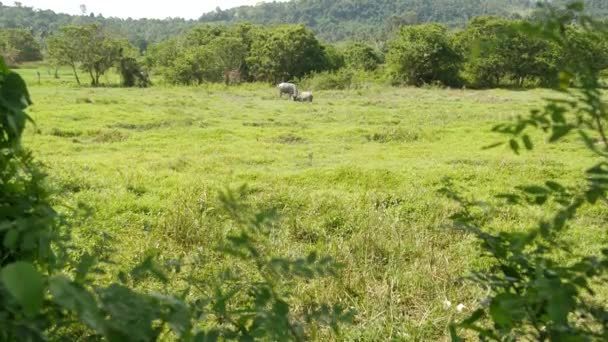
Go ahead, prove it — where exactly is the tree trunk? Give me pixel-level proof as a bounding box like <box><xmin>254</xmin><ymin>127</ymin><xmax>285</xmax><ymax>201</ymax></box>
<box><xmin>89</xmin><ymin>69</ymin><xmax>96</xmax><ymax>87</ymax></box>
<box><xmin>71</xmin><ymin>65</ymin><xmax>81</xmax><ymax>85</ymax></box>
<box><xmin>224</xmin><ymin>70</ymin><xmax>230</xmax><ymax>86</ymax></box>
<box><xmin>54</xmin><ymin>67</ymin><xmax>59</xmax><ymax>79</ymax></box>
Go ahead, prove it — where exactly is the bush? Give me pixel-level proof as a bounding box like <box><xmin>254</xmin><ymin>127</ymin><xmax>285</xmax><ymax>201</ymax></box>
<box><xmin>247</xmin><ymin>25</ymin><xmax>329</xmax><ymax>83</ymax></box>
<box><xmin>0</xmin><ymin>28</ymin><xmax>42</xmax><ymax>66</ymax></box>
<box><xmin>300</xmin><ymin>67</ymin><xmax>388</xmax><ymax>90</ymax></box>
<box><xmin>343</xmin><ymin>42</ymin><xmax>383</xmax><ymax>71</ymax></box>
<box><xmin>449</xmin><ymin>4</ymin><xmax>608</xmax><ymax>340</ymax></box>
<box><xmin>454</xmin><ymin>16</ymin><xmax>560</xmax><ymax>88</ymax></box>
<box><xmin>301</xmin><ymin>69</ymin><xmax>355</xmax><ymax>90</ymax></box>
<box><xmin>387</xmin><ymin>23</ymin><xmax>461</xmax><ymax>87</ymax></box>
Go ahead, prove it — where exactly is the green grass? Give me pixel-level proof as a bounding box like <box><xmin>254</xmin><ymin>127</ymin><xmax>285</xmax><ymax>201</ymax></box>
<box><xmin>19</xmin><ymin>66</ymin><xmax>608</xmax><ymax>340</ymax></box>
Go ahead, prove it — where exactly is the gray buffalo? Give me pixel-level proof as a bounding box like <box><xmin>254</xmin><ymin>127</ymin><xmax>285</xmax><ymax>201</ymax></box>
<box><xmin>293</xmin><ymin>91</ymin><xmax>313</xmax><ymax>102</ymax></box>
<box><xmin>278</xmin><ymin>82</ymin><xmax>298</xmax><ymax>98</ymax></box>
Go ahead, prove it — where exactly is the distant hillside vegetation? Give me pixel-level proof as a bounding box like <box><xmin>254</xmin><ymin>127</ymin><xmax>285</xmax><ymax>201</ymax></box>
<box><xmin>199</xmin><ymin>0</ymin><xmax>608</xmax><ymax>41</ymax></box>
<box><xmin>0</xmin><ymin>1</ymin><xmax>606</xmax><ymax>46</ymax></box>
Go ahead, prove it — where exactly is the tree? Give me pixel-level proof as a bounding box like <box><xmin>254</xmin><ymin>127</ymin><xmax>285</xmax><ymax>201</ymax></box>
<box><xmin>0</xmin><ymin>29</ymin><xmax>42</xmax><ymax>65</ymax></box>
<box><xmin>47</xmin><ymin>24</ymin><xmax>137</xmax><ymax>86</ymax></box>
<box><xmin>387</xmin><ymin>23</ymin><xmax>461</xmax><ymax>87</ymax></box>
<box><xmin>450</xmin><ymin>3</ymin><xmax>608</xmax><ymax>340</ymax></box>
<box><xmin>343</xmin><ymin>42</ymin><xmax>382</xmax><ymax>71</ymax></box>
<box><xmin>118</xmin><ymin>55</ymin><xmax>149</xmax><ymax>87</ymax></box>
<box><xmin>47</xmin><ymin>26</ymin><xmax>85</xmax><ymax>85</ymax></box>
<box><xmin>454</xmin><ymin>16</ymin><xmax>561</xmax><ymax>88</ymax></box>
<box><xmin>322</xmin><ymin>44</ymin><xmax>345</xmax><ymax>72</ymax></box>
<box><xmin>562</xmin><ymin>25</ymin><xmax>608</xmax><ymax>80</ymax></box>
<box><xmin>206</xmin><ymin>36</ymin><xmax>247</xmax><ymax>85</ymax></box>
<box><xmin>247</xmin><ymin>25</ymin><xmax>328</xmax><ymax>83</ymax></box>
<box><xmin>80</xmin><ymin>29</ymin><xmax>130</xmax><ymax>87</ymax></box>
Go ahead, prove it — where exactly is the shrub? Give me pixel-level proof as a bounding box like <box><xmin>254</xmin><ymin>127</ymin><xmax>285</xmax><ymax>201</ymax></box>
<box><xmin>301</xmin><ymin>69</ymin><xmax>355</xmax><ymax>90</ymax></box>
<box><xmin>454</xmin><ymin>16</ymin><xmax>560</xmax><ymax>88</ymax></box>
<box><xmin>343</xmin><ymin>42</ymin><xmax>383</xmax><ymax>71</ymax></box>
<box><xmin>387</xmin><ymin>23</ymin><xmax>461</xmax><ymax>87</ymax></box>
<box><xmin>449</xmin><ymin>3</ymin><xmax>608</xmax><ymax>340</ymax></box>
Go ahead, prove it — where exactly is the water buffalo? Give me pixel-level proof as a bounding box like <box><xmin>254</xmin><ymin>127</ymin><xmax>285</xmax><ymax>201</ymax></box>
<box><xmin>293</xmin><ymin>91</ymin><xmax>313</xmax><ymax>102</ymax></box>
<box><xmin>278</xmin><ymin>82</ymin><xmax>298</xmax><ymax>98</ymax></box>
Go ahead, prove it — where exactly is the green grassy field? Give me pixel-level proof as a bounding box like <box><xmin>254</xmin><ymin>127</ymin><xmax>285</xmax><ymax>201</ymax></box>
<box><xmin>17</xmin><ymin>65</ymin><xmax>608</xmax><ymax>340</ymax></box>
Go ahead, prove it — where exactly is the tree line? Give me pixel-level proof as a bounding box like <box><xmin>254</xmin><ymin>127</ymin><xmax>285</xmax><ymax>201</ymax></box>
<box><xmin>3</xmin><ymin>1</ymin><xmax>608</xmax><ymax>89</ymax></box>
<box><xmin>1</xmin><ymin>1</ymin><xmax>608</xmax><ymax>47</ymax></box>
<box><xmin>388</xmin><ymin>16</ymin><xmax>608</xmax><ymax>88</ymax></box>
<box><xmin>8</xmin><ymin>14</ymin><xmax>602</xmax><ymax>89</ymax></box>
<box><xmin>200</xmin><ymin>0</ymin><xmax>608</xmax><ymax>42</ymax></box>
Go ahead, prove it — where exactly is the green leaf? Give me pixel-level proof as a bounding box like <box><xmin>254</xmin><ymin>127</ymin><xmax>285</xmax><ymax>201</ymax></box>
<box><xmin>546</xmin><ymin>284</ymin><xmax>576</xmax><ymax>325</ymax></box>
<box><xmin>449</xmin><ymin>324</ymin><xmax>463</xmax><ymax>342</ymax></box>
<box><xmin>2</xmin><ymin>72</ymin><xmax>32</xmax><ymax>110</ymax></box>
<box><xmin>460</xmin><ymin>308</ymin><xmax>485</xmax><ymax>327</ymax></box>
<box><xmin>49</xmin><ymin>276</ymin><xmax>106</xmax><ymax>333</ymax></box>
<box><xmin>3</xmin><ymin>229</ymin><xmax>18</xmax><ymax>249</ymax></box>
<box><xmin>1</xmin><ymin>262</ymin><xmax>45</xmax><ymax>316</ymax></box>
<box><xmin>520</xmin><ymin>185</ymin><xmax>548</xmax><ymax>195</ymax></box>
<box><xmin>545</xmin><ymin>181</ymin><xmax>565</xmax><ymax>192</ymax></box>
<box><xmin>489</xmin><ymin>293</ymin><xmax>525</xmax><ymax>327</ymax></box>
<box><xmin>75</xmin><ymin>253</ymin><xmax>96</xmax><ymax>282</ymax></box>
<box><xmin>549</xmin><ymin>125</ymin><xmax>573</xmax><ymax>142</ymax></box>
<box><xmin>482</xmin><ymin>142</ymin><xmax>505</xmax><ymax>150</ymax></box>
<box><xmin>522</xmin><ymin>134</ymin><xmax>533</xmax><ymax>150</ymax></box>
<box><xmin>509</xmin><ymin>139</ymin><xmax>520</xmax><ymax>154</ymax></box>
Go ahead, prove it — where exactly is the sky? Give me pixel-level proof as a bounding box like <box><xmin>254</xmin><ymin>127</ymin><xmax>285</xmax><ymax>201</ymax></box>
<box><xmin>18</xmin><ymin>0</ymin><xmax>288</xmax><ymax>20</ymax></box>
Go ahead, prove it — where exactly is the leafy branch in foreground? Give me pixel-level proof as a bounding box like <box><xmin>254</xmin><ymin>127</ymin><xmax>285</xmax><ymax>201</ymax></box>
<box><xmin>448</xmin><ymin>2</ymin><xmax>608</xmax><ymax>340</ymax></box>
<box><xmin>172</xmin><ymin>185</ymin><xmax>354</xmax><ymax>341</ymax></box>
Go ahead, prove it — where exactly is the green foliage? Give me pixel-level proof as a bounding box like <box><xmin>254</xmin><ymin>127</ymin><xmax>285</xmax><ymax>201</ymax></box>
<box><xmin>146</xmin><ymin>25</ymin><xmax>246</xmax><ymax>85</ymax></box>
<box><xmin>118</xmin><ymin>57</ymin><xmax>149</xmax><ymax>87</ymax></box>
<box><xmin>387</xmin><ymin>23</ymin><xmax>461</xmax><ymax>87</ymax></box>
<box><xmin>47</xmin><ymin>24</ymin><xmax>137</xmax><ymax>86</ymax></box>
<box><xmin>247</xmin><ymin>25</ymin><xmax>329</xmax><ymax>83</ymax></box>
<box><xmin>1</xmin><ymin>262</ymin><xmax>44</xmax><ymax>317</ymax></box>
<box><xmin>343</xmin><ymin>42</ymin><xmax>383</xmax><ymax>71</ymax></box>
<box><xmin>207</xmin><ymin>36</ymin><xmax>248</xmax><ymax>85</ymax></box>
<box><xmin>299</xmin><ymin>67</ymin><xmax>386</xmax><ymax>90</ymax></box>
<box><xmin>147</xmin><ymin>24</ymin><xmax>334</xmax><ymax>85</ymax></box>
<box><xmin>0</xmin><ymin>28</ymin><xmax>42</xmax><ymax>65</ymax></box>
<box><xmin>1</xmin><ymin>1</ymin><xmax>608</xmax><ymax>47</ymax></box>
<box><xmin>301</xmin><ymin>69</ymin><xmax>356</xmax><ymax>90</ymax></box>
<box><xmin>455</xmin><ymin>16</ymin><xmax>560</xmax><ymax>88</ymax></box>
<box><xmin>198</xmin><ymin>0</ymin><xmax>608</xmax><ymax>42</ymax></box>
<box><xmin>0</xmin><ymin>53</ymin><xmax>62</xmax><ymax>341</ymax></box>
<box><xmin>322</xmin><ymin>44</ymin><xmax>346</xmax><ymax>72</ymax></box>
<box><xmin>561</xmin><ymin>25</ymin><xmax>608</xmax><ymax>81</ymax></box>
<box><xmin>449</xmin><ymin>3</ymin><xmax>608</xmax><ymax>340</ymax></box>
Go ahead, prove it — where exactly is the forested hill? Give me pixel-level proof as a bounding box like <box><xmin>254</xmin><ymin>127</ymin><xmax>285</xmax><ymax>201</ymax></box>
<box><xmin>199</xmin><ymin>0</ymin><xmax>608</xmax><ymax>41</ymax></box>
<box><xmin>0</xmin><ymin>3</ymin><xmax>197</xmax><ymax>51</ymax></box>
<box><xmin>0</xmin><ymin>1</ymin><xmax>607</xmax><ymax>46</ymax></box>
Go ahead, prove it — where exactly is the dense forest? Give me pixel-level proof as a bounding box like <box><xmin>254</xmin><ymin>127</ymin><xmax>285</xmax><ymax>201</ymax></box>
<box><xmin>1</xmin><ymin>1</ymin><xmax>608</xmax><ymax>46</ymax></box>
<box><xmin>198</xmin><ymin>0</ymin><xmax>608</xmax><ymax>41</ymax></box>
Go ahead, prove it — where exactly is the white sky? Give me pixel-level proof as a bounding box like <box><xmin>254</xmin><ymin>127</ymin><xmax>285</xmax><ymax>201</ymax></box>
<box><xmin>19</xmin><ymin>0</ymin><xmax>288</xmax><ymax>19</ymax></box>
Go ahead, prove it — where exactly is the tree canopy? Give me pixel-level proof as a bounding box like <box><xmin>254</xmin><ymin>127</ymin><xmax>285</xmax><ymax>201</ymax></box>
<box><xmin>1</xmin><ymin>1</ymin><xmax>607</xmax><ymax>45</ymax></box>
